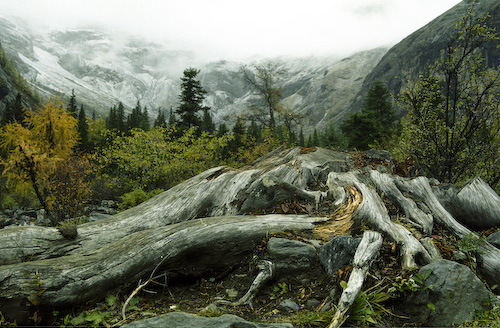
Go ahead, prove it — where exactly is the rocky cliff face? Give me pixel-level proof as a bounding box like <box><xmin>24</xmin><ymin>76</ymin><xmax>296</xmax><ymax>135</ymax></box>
<box><xmin>0</xmin><ymin>15</ymin><xmax>386</xmax><ymax>133</ymax></box>
<box><xmin>355</xmin><ymin>0</ymin><xmax>500</xmax><ymax>114</ymax></box>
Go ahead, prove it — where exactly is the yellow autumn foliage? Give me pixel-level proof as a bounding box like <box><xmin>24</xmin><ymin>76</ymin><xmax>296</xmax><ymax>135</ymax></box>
<box><xmin>0</xmin><ymin>98</ymin><xmax>79</xmax><ymax>222</ymax></box>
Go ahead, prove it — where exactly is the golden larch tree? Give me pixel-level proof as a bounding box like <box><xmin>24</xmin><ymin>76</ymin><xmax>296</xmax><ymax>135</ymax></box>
<box><xmin>0</xmin><ymin>98</ymin><xmax>79</xmax><ymax>224</ymax></box>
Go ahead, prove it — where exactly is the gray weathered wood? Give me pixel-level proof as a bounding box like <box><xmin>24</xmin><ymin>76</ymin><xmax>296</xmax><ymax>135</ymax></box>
<box><xmin>0</xmin><ymin>214</ymin><xmax>328</xmax><ymax>323</ymax></box>
<box><xmin>436</xmin><ymin>177</ymin><xmax>500</xmax><ymax>229</ymax></box>
<box><xmin>369</xmin><ymin>170</ymin><xmax>433</xmax><ymax>234</ymax></box>
<box><xmin>397</xmin><ymin>177</ymin><xmax>500</xmax><ymax>287</ymax></box>
<box><xmin>328</xmin><ymin>171</ymin><xmax>432</xmax><ymax>270</ymax></box>
<box><xmin>0</xmin><ymin>147</ymin><xmax>349</xmax><ymax>265</ymax></box>
<box><xmin>328</xmin><ymin>231</ymin><xmax>383</xmax><ymax>328</ymax></box>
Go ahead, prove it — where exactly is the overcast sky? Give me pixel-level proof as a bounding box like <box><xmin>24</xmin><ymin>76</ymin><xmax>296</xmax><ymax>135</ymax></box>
<box><xmin>1</xmin><ymin>0</ymin><xmax>462</xmax><ymax>60</ymax></box>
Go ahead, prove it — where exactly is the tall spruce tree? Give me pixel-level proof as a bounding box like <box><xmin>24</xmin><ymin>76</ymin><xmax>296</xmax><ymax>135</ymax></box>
<box><xmin>154</xmin><ymin>110</ymin><xmax>167</xmax><ymax>128</ymax></box>
<box><xmin>141</xmin><ymin>106</ymin><xmax>150</xmax><ymax>131</ymax></box>
<box><xmin>67</xmin><ymin>89</ymin><xmax>78</xmax><ymax>118</ymax></box>
<box><xmin>127</xmin><ymin>101</ymin><xmax>143</xmax><ymax>130</ymax></box>
<box><xmin>176</xmin><ymin>68</ymin><xmax>208</xmax><ymax>131</ymax></box>
<box><xmin>106</xmin><ymin>106</ymin><xmax>119</xmax><ymax>130</ymax></box>
<box><xmin>77</xmin><ymin>104</ymin><xmax>89</xmax><ymax>151</ymax></box>
<box><xmin>116</xmin><ymin>102</ymin><xmax>125</xmax><ymax>133</ymax></box>
<box><xmin>201</xmin><ymin>108</ymin><xmax>215</xmax><ymax>133</ymax></box>
<box><xmin>340</xmin><ymin>81</ymin><xmax>395</xmax><ymax>150</ymax></box>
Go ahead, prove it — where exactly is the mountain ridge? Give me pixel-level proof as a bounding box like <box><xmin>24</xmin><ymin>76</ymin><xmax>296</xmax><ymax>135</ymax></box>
<box><xmin>356</xmin><ymin>0</ymin><xmax>500</xmax><ymax>113</ymax></box>
<box><xmin>0</xmin><ymin>15</ymin><xmax>386</xmax><ymax>133</ymax></box>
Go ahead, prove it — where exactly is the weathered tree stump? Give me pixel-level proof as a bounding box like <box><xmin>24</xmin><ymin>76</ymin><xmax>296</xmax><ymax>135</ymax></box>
<box><xmin>1</xmin><ymin>147</ymin><xmax>500</xmax><ymax>324</ymax></box>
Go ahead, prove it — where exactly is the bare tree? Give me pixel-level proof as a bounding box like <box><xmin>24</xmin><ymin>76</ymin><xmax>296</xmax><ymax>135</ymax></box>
<box><xmin>240</xmin><ymin>63</ymin><xmax>286</xmax><ymax>129</ymax></box>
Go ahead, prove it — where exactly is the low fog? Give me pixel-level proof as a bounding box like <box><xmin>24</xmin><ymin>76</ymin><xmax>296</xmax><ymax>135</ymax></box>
<box><xmin>0</xmin><ymin>0</ymin><xmax>461</xmax><ymax>60</ymax></box>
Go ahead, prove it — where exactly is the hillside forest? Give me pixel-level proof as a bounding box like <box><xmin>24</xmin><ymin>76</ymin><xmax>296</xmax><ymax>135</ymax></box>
<box><xmin>1</xmin><ymin>6</ymin><xmax>500</xmax><ymax>226</ymax></box>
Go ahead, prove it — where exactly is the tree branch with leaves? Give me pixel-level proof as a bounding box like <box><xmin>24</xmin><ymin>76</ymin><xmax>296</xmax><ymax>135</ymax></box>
<box><xmin>0</xmin><ymin>98</ymin><xmax>79</xmax><ymax>224</ymax></box>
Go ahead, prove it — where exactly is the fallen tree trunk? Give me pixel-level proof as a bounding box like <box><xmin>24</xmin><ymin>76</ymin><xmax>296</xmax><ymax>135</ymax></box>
<box><xmin>0</xmin><ymin>214</ymin><xmax>328</xmax><ymax>323</ymax></box>
<box><xmin>0</xmin><ymin>148</ymin><xmax>350</xmax><ymax>265</ymax></box>
<box><xmin>432</xmin><ymin>177</ymin><xmax>500</xmax><ymax>229</ymax></box>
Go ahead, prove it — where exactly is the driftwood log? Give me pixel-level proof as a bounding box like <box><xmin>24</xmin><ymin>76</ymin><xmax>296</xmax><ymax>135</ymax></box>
<box><xmin>1</xmin><ymin>146</ymin><xmax>500</xmax><ymax>324</ymax></box>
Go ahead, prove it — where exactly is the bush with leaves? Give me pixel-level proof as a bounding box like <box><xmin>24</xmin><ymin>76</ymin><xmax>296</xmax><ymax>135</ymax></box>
<box><xmin>95</xmin><ymin>126</ymin><xmax>232</xmax><ymax>195</ymax></box>
<box><xmin>45</xmin><ymin>155</ymin><xmax>94</xmax><ymax>222</ymax></box>
<box><xmin>396</xmin><ymin>5</ymin><xmax>500</xmax><ymax>188</ymax></box>
<box><xmin>0</xmin><ymin>98</ymin><xmax>79</xmax><ymax>224</ymax></box>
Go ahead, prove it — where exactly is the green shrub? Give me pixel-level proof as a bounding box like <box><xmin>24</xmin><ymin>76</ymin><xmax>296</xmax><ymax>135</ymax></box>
<box><xmin>118</xmin><ymin>188</ymin><xmax>164</xmax><ymax>211</ymax></box>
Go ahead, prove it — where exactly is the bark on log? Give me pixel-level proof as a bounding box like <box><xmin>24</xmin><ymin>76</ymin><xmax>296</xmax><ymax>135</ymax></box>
<box><xmin>0</xmin><ymin>214</ymin><xmax>328</xmax><ymax>323</ymax></box>
<box><xmin>327</xmin><ymin>171</ymin><xmax>432</xmax><ymax>270</ymax></box>
<box><xmin>328</xmin><ymin>231</ymin><xmax>383</xmax><ymax>328</ymax></box>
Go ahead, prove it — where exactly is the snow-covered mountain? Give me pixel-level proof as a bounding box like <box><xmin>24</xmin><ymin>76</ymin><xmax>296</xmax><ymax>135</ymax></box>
<box><xmin>0</xmin><ymin>15</ymin><xmax>386</xmax><ymax>132</ymax></box>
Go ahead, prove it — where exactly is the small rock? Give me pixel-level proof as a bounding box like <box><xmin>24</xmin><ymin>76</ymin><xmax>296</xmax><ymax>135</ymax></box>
<box><xmin>319</xmin><ymin>235</ymin><xmax>361</xmax><ymax>275</ymax></box>
<box><xmin>278</xmin><ymin>299</ymin><xmax>299</xmax><ymax>312</ymax></box>
<box><xmin>305</xmin><ymin>298</ymin><xmax>322</xmax><ymax>309</ymax></box>
<box><xmin>57</xmin><ymin>225</ymin><xmax>78</xmax><ymax>239</ymax></box>
<box><xmin>453</xmin><ymin>250</ymin><xmax>468</xmax><ymax>262</ymax></box>
<box><xmin>101</xmin><ymin>200</ymin><xmax>117</xmax><ymax>208</ymax></box>
<box><xmin>365</xmin><ymin>149</ymin><xmax>393</xmax><ymax>163</ymax></box>
<box><xmin>121</xmin><ymin>312</ymin><xmax>294</xmax><ymax>328</ymax></box>
<box><xmin>308</xmin><ymin>239</ymin><xmax>323</xmax><ymax>249</ymax></box>
<box><xmin>267</xmin><ymin>238</ymin><xmax>317</xmax><ymax>259</ymax></box>
<box><xmin>225</xmin><ymin>288</ymin><xmax>238</xmax><ymax>299</ymax></box>
<box><xmin>486</xmin><ymin>231</ymin><xmax>500</xmax><ymax>249</ymax></box>
<box><xmin>88</xmin><ymin>212</ymin><xmax>113</xmax><ymax>222</ymax></box>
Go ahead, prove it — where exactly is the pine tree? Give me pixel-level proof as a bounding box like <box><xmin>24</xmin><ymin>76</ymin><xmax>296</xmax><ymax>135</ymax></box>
<box><xmin>127</xmin><ymin>101</ymin><xmax>143</xmax><ymax>130</ymax></box>
<box><xmin>217</xmin><ymin>123</ymin><xmax>229</xmax><ymax>137</ymax></box>
<box><xmin>106</xmin><ymin>106</ymin><xmax>118</xmax><ymax>130</ymax></box>
<box><xmin>321</xmin><ymin>122</ymin><xmax>342</xmax><ymax>149</ymax></box>
<box><xmin>67</xmin><ymin>89</ymin><xmax>78</xmax><ymax>118</ymax></box>
<box><xmin>341</xmin><ymin>81</ymin><xmax>395</xmax><ymax>150</ymax></box>
<box><xmin>154</xmin><ymin>110</ymin><xmax>167</xmax><ymax>128</ymax></box>
<box><xmin>168</xmin><ymin>108</ymin><xmax>177</xmax><ymax>128</ymax></box>
<box><xmin>298</xmin><ymin>127</ymin><xmax>305</xmax><ymax>147</ymax></box>
<box><xmin>312</xmin><ymin>129</ymin><xmax>320</xmax><ymax>146</ymax></box>
<box><xmin>117</xmin><ymin>102</ymin><xmax>125</xmax><ymax>133</ymax></box>
<box><xmin>229</xmin><ymin>117</ymin><xmax>246</xmax><ymax>151</ymax></box>
<box><xmin>141</xmin><ymin>106</ymin><xmax>150</xmax><ymax>131</ymax></box>
<box><xmin>201</xmin><ymin>108</ymin><xmax>215</xmax><ymax>133</ymax></box>
<box><xmin>176</xmin><ymin>68</ymin><xmax>208</xmax><ymax>131</ymax></box>
<box><xmin>247</xmin><ymin>121</ymin><xmax>262</xmax><ymax>142</ymax></box>
<box><xmin>305</xmin><ymin>135</ymin><xmax>312</xmax><ymax>148</ymax></box>
<box><xmin>77</xmin><ymin>104</ymin><xmax>89</xmax><ymax>151</ymax></box>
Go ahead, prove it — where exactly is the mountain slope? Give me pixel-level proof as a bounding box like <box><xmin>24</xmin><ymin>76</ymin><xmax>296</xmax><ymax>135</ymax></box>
<box><xmin>355</xmin><ymin>0</ymin><xmax>500</xmax><ymax>113</ymax></box>
<box><xmin>0</xmin><ymin>15</ymin><xmax>386</xmax><ymax>133</ymax></box>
